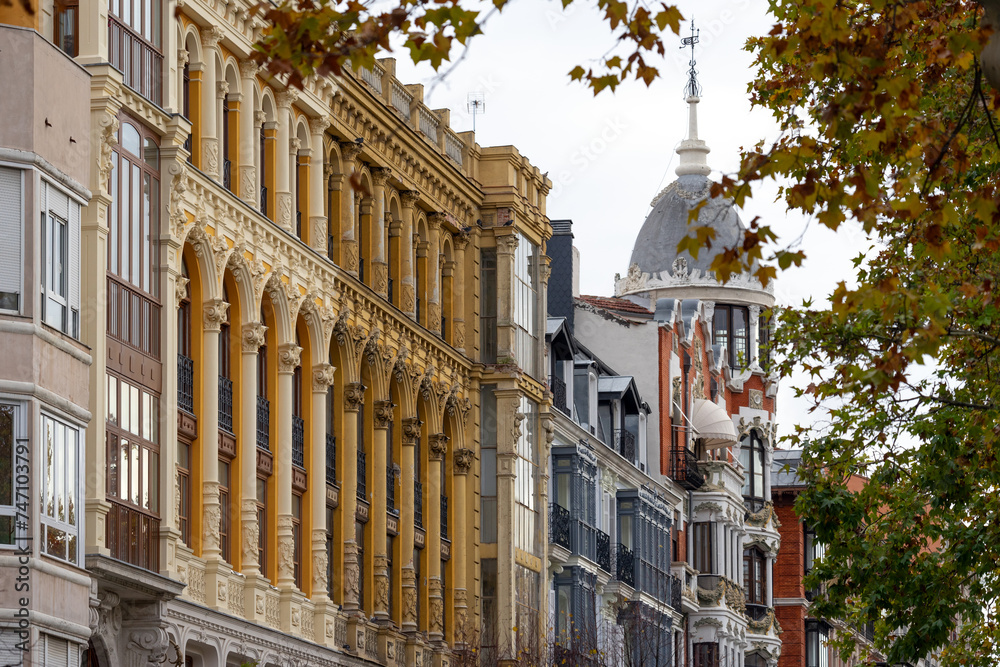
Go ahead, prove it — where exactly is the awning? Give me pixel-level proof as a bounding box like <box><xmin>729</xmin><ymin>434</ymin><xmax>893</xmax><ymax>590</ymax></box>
<box><xmin>692</xmin><ymin>398</ymin><xmax>738</xmax><ymax>449</ymax></box>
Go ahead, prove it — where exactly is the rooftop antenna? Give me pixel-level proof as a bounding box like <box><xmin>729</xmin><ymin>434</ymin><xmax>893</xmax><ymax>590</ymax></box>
<box><xmin>467</xmin><ymin>92</ymin><xmax>486</xmax><ymax>132</ymax></box>
<box><xmin>681</xmin><ymin>20</ymin><xmax>701</xmax><ymax>98</ymax></box>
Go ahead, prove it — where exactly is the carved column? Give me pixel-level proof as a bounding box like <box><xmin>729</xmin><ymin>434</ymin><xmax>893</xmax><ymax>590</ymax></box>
<box><xmin>201</xmin><ymin>299</ymin><xmax>228</xmax><ymax>560</ymax></box>
<box><xmin>400</xmin><ymin>416</ymin><xmax>421</xmax><ymax>632</ymax></box>
<box><xmin>495</xmin><ymin>232</ymin><xmax>518</xmax><ymax>361</ymax></box>
<box><xmin>240</xmin><ymin>322</ymin><xmax>267</xmax><ymax>577</ymax></box>
<box><xmin>238</xmin><ymin>61</ymin><xmax>259</xmax><ymax>205</ymax></box>
<box><xmin>370</xmin><ymin>167</ymin><xmax>392</xmax><ymax>298</ymax></box>
<box><xmin>493</xmin><ymin>389</ymin><xmax>523</xmax><ymax>659</ymax></box>
<box><xmin>290</xmin><ymin>138</ymin><xmax>302</xmax><ymax>236</ymax></box>
<box><xmin>339</xmin><ymin>141</ymin><xmax>363</xmax><ymax>275</ymax></box>
<box><xmin>216</xmin><ymin>81</ymin><xmax>230</xmax><ymax>180</ymax></box>
<box><xmin>309</xmin><ymin>118</ymin><xmax>331</xmax><ymax>252</ymax></box>
<box><xmin>452</xmin><ymin>233</ymin><xmax>469</xmax><ymax>354</ymax></box>
<box><xmin>451</xmin><ymin>447</ymin><xmax>474</xmax><ymax>644</ymax></box>
<box><xmin>427</xmin><ymin>213</ymin><xmax>444</xmax><ymax>335</ymax></box>
<box><xmin>325</xmin><ymin>164</ymin><xmax>341</xmax><ymax>261</ymax></box>
<box><xmin>399</xmin><ymin>191</ymin><xmax>419</xmax><ymax>317</ymax></box>
<box><xmin>199</xmin><ymin>27</ymin><xmax>222</xmax><ymax>180</ymax></box>
<box><xmin>276</xmin><ymin>342</ymin><xmax>302</xmax><ymax>589</ymax></box>
<box><xmin>372</xmin><ymin>399</ymin><xmax>394</xmax><ymax>620</ymax></box>
<box><xmin>341</xmin><ymin>382</ymin><xmax>365</xmax><ymax>613</ymax></box>
<box><xmin>427</xmin><ymin>433</ymin><xmax>448</xmax><ymax>643</ymax></box>
<box><xmin>275</xmin><ymin>89</ymin><xmax>298</xmax><ymax>231</ymax></box>
<box><xmin>311</xmin><ymin>364</ymin><xmax>336</xmax><ymax>600</ymax></box>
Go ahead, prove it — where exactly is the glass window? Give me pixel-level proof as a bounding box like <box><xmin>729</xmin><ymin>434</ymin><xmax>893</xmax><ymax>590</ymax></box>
<box><xmin>481</xmin><ymin>558</ymin><xmax>497</xmax><ymax>655</ymax></box>
<box><xmin>712</xmin><ymin>305</ymin><xmax>750</xmax><ymax>370</ymax></box>
<box><xmin>743</xmin><ymin>547</ymin><xmax>766</xmax><ymax>605</ymax></box>
<box><xmin>257</xmin><ymin>477</ymin><xmax>268</xmax><ymax>576</ymax></box>
<box><xmin>219</xmin><ymin>459</ymin><xmax>231</xmax><ymax>563</ymax></box>
<box><xmin>806</xmin><ymin>621</ymin><xmax>829</xmax><ymax>667</ymax></box>
<box><xmin>40</xmin><ymin>414</ymin><xmax>81</xmax><ymax>564</ymax></box>
<box><xmin>514</xmin><ymin>396</ymin><xmax>538</xmax><ymax>555</ymax></box>
<box><xmin>0</xmin><ymin>404</ymin><xmax>19</xmax><ymax>546</ymax></box>
<box><xmin>740</xmin><ymin>432</ymin><xmax>766</xmax><ymax>511</ymax></box>
<box><xmin>693</xmin><ymin>522</ymin><xmax>715</xmax><ymax>574</ymax></box>
<box><xmin>512</xmin><ymin>233</ymin><xmax>541</xmax><ymax>378</ymax></box>
<box><xmin>480</xmin><ymin>385</ymin><xmax>497</xmax><ymax>543</ymax></box>
<box><xmin>177</xmin><ymin>442</ymin><xmax>190</xmax><ymax>544</ymax></box>
<box><xmin>480</xmin><ymin>248</ymin><xmax>497</xmax><ymax>363</ymax></box>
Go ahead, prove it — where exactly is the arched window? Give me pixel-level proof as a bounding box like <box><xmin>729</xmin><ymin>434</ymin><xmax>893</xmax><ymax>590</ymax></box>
<box><xmin>740</xmin><ymin>431</ymin><xmax>766</xmax><ymax>511</ymax></box>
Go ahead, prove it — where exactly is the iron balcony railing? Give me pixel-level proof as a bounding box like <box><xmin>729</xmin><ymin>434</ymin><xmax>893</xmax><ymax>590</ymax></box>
<box><xmin>614</xmin><ymin>429</ymin><xmax>636</xmax><ymax>463</ymax></box>
<box><xmin>386</xmin><ymin>465</ymin><xmax>396</xmax><ymax>511</ymax></box>
<box><xmin>596</xmin><ymin>529</ymin><xmax>611</xmax><ymax>573</ymax></box>
<box><xmin>670</xmin><ymin>574</ymin><xmax>683</xmax><ymax>611</ymax></box>
<box><xmin>549</xmin><ymin>503</ymin><xmax>571</xmax><ymax>549</ymax></box>
<box><xmin>550</xmin><ymin>375</ymin><xmax>569</xmax><ymax>415</ymax></box>
<box><xmin>356</xmin><ymin>450</ymin><xmax>367</xmax><ymax>500</ymax></box>
<box><xmin>108</xmin><ymin>16</ymin><xmax>162</xmax><ymax>105</ymax></box>
<box><xmin>259</xmin><ymin>186</ymin><xmax>268</xmax><ymax>217</ymax></box>
<box><xmin>223</xmin><ymin>159</ymin><xmax>232</xmax><ymax>190</ymax></box>
<box><xmin>616</xmin><ymin>543</ymin><xmax>635</xmax><ymax>587</ymax></box>
<box><xmin>326</xmin><ymin>434</ymin><xmax>337</xmax><ymax>485</ymax></box>
<box><xmin>296</xmin><ymin>210</ymin><xmax>302</xmax><ymax>239</ymax></box>
<box><xmin>441</xmin><ymin>494</ymin><xmax>449</xmax><ymax>539</ymax></box>
<box><xmin>292</xmin><ymin>415</ymin><xmax>305</xmax><ymax>467</ymax></box>
<box><xmin>256</xmin><ymin>396</ymin><xmax>270</xmax><ymax>451</ymax></box>
<box><xmin>328</xmin><ymin>234</ymin><xmax>336</xmax><ymax>262</ymax></box>
<box><xmin>218</xmin><ymin>376</ymin><xmax>233</xmax><ymax>433</ymax></box>
<box><xmin>669</xmin><ymin>445</ymin><xmax>704</xmax><ymax>490</ymax></box>
<box><xmin>177</xmin><ymin>354</ymin><xmax>194</xmax><ymax>414</ymax></box>
<box><xmin>414</xmin><ymin>481</ymin><xmax>423</xmax><ymax>528</ymax></box>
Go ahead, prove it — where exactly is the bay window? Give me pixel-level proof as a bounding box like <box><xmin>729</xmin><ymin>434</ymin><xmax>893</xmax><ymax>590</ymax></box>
<box><xmin>743</xmin><ymin>546</ymin><xmax>767</xmax><ymax>608</ymax></box>
<box><xmin>806</xmin><ymin>620</ymin><xmax>830</xmax><ymax>667</ymax></box>
<box><xmin>40</xmin><ymin>414</ymin><xmax>81</xmax><ymax>564</ymax></box>
<box><xmin>0</xmin><ymin>403</ymin><xmax>21</xmax><ymax>546</ymax></box>
<box><xmin>41</xmin><ymin>181</ymin><xmax>81</xmax><ymax>338</ymax></box>
<box><xmin>740</xmin><ymin>431</ymin><xmax>767</xmax><ymax>512</ymax></box>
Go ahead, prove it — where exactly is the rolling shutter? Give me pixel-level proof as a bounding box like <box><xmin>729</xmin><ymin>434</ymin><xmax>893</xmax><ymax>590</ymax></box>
<box><xmin>0</xmin><ymin>167</ymin><xmax>23</xmax><ymax>311</ymax></box>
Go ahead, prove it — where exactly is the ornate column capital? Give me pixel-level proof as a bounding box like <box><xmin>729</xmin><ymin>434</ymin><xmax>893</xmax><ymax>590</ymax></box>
<box><xmin>175</xmin><ymin>276</ymin><xmax>190</xmax><ymax>304</ymax></box>
<box><xmin>200</xmin><ymin>26</ymin><xmax>223</xmax><ymax>49</ymax></box>
<box><xmin>401</xmin><ymin>417</ymin><xmax>422</xmax><ymax>445</ymax></box>
<box><xmin>748</xmin><ymin>304</ymin><xmax>761</xmax><ymax>320</ymax></box>
<box><xmin>289</xmin><ymin>137</ymin><xmax>301</xmax><ymax>154</ymax></box>
<box><xmin>203</xmin><ymin>299</ymin><xmax>229</xmax><ymax>332</ymax></box>
<box><xmin>217</xmin><ymin>81</ymin><xmax>229</xmax><ymax>99</ymax></box>
<box><xmin>370</xmin><ymin>166</ymin><xmax>392</xmax><ymax>187</ymax></box>
<box><xmin>239</xmin><ymin>59</ymin><xmax>258</xmax><ymax>79</ymax></box>
<box><xmin>177</xmin><ymin>48</ymin><xmax>189</xmax><ymax>68</ymax></box>
<box><xmin>453</xmin><ymin>448</ymin><xmax>475</xmax><ymax>475</ymax></box>
<box><xmin>344</xmin><ymin>382</ymin><xmax>365</xmax><ymax>412</ymax></box>
<box><xmin>400</xmin><ymin>190</ymin><xmax>420</xmax><ymax>208</ymax></box>
<box><xmin>312</xmin><ymin>363</ymin><xmax>336</xmax><ymax>392</ymax></box>
<box><xmin>428</xmin><ymin>433</ymin><xmax>449</xmax><ymax>461</ymax></box>
<box><xmin>373</xmin><ymin>400</ymin><xmax>395</xmax><ymax>429</ymax></box>
<box><xmin>454</xmin><ymin>231</ymin><xmax>470</xmax><ymax>251</ymax></box>
<box><xmin>241</xmin><ymin>322</ymin><xmax>268</xmax><ymax>353</ymax></box>
<box><xmin>276</xmin><ymin>88</ymin><xmax>299</xmax><ymax>109</ymax></box>
<box><xmin>339</xmin><ymin>140</ymin><xmax>363</xmax><ymax>163</ymax></box>
<box><xmin>428</xmin><ymin>212</ymin><xmax>446</xmax><ymax>230</ymax></box>
<box><xmin>277</xmin><ymin>343</ymin><xmax>302</xmax><ymax>374</ymax></box>
<box><xmin>254</xmin><ymin>109</ymin><xmax>266</xmax><ymax>127</ymax></box>
<box><xmin>309</xmin><ymin>116</ymin><xmax>331</xmax><ymax>135</ymax></box>
<box><xmin>495</xmin><ymin>231</ymin><xmax>518</xmax><ymax>255</ymax></box>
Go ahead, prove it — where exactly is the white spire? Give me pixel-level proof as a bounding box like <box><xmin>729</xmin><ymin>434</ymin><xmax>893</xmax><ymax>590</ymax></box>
<box><xmin>675</xmin><ymin>21</ymin><xmax>711</xmax><ymax>177</ymax></box>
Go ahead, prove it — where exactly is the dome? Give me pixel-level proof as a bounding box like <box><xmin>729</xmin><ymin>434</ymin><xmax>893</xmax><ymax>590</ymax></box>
<box><xmin>629</xmin><ymin>173</ymin><xmax>743</xmax><ymax>279</ymax></box>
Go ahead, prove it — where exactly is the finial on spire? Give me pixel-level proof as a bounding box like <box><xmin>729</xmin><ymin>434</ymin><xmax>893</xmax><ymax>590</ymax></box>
<box><xmin>681</xmin><ymin>20</ymin><xmax>701</xmax><ymax>99</ymax></box>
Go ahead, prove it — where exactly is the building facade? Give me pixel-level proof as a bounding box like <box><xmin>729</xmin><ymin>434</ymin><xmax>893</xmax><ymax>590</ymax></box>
<box><xmin>0</xmin><ymin>1</ymin><xmax>552</xmax><ymax>666</ymax></box>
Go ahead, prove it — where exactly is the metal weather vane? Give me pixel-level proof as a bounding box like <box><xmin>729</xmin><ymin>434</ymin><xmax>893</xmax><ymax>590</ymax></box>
<box><xmin>681</xmin><ymin>20</ymin><xmax>701</xmax><ymax>98</ymax></box>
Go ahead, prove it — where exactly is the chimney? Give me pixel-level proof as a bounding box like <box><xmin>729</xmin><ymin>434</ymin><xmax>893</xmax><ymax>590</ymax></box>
<box><xmin>548</xmin><ymin>219</ymin><xmax>576</xmax><ymax>331</ymax></box>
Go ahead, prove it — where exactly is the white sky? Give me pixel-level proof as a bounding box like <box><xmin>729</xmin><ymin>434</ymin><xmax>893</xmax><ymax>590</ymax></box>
<box><xmin>388</xmin><ymin>0</ymin><xmax>873</xmax><ymax>439</ymax></box>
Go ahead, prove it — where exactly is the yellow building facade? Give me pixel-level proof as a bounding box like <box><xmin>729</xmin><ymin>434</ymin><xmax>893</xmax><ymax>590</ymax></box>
<box><xmin>0</xmin><ymin>0</ymin><xmax>557</xmax><ymax>665</ymax></box>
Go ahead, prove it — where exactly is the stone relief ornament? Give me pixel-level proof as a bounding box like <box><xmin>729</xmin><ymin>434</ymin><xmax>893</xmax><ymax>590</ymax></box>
<box><xmin>278</xmin><ymin>343</ymin><xmax>302</xmax><ymax>374</ymax></box>
<box><xmin>242</xmin><ymin>322</ymin><xmax>268</xmax><ymax>353</ymax></box>
<box><xmin>749</xmin><ymin>388</ymin><xmax>764</xmax><ymax>410</ymax></box>
<box><xmin>373</xmin><ymin>400</ymin><xmax>395</xmax><ymax>429</ymax></box>
<box><xmin>313</xmin><ymin>551</ymin><xmax>328</xmax><ymax>592</ymax></box>
<box><xmin>127</xmin><ymin>628</ymin><xmax>170</xmax><ymax>667</ymax></box>
<box><xmin>401</xmin><ymin>417</ymin><xmax>422</xmax><ymax>444</ymax></box>
<box><xmin>203</xmin><ymin>137</ymin><xmax>220</xmax><ymax>175</ymax></box>
<box><xmin>429</xmin><ymin>433</ymin><xmax>449</xmax><ymax>460</ymax></box>
<box><xmin>402</xmin><ymin>566</ymin><xmax>416</xmax><ymax>624</ymax></box>
<box><xmin>618</xmin><ymin>263</ymin><xmax>647</xmax><ymax>295</ymax></box>
<box><xmin>98</xmin><ymin>114</ymin><xmax>120</xmax><ymax>192</ymax></box>
<box><xmin>312</xmin><ymin>363</ymin><xmax>336</xmax><ymax>391</ymax></box>
<box><xmin>203</xmin><ymin>299</ymin><xmax>229</xmax><ymax>332</ymax></box>
<box><xmin>344</xmin><ymin>382</ymin><xmax>366</xmax><ymax>412</ymax></box>
<box><xmin>344</xmin><ymin>543</ymin><xmax>360</xmax><ymax>603</ymax></box>
<box><xmin>400</xmin><ymin>283</ymin><xmax>415</xmax><ymax>313</ymax></box>
<box><xmin>174</xmin><ymin>276</ymin><xmax>189</xmax><ymax>304</ymax></box>
<box><xmin>203</xmin><ymin>482</ymin><xmax>221</xmax><ymax>550</ymax></box>
<box><xmin>241</xmin><ymin>499</ymin><xmax>259</xmax><ymax>568</ymax></box>
<box><xmin>278</xmin><ymin>523</ymin><xmax>295</xmax><ymax>579</ymax></box>
<box><xmin>453</xmin><ymin>448</ymin><xmax>475</xmax><ymax>474</ymax></box>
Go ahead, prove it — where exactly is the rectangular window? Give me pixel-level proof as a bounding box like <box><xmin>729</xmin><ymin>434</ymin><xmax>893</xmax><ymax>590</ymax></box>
<box><xmin>480</xmin><ymin>385</ymin><xmax>497</xmax><ymax>544</ymax></box>
<box><xmin>0</xmin><ymin>403</ymin><xmax>20</xmax><ymax>546</ymax></box>
<box><xmin>387</xmin><ymin>534</ymin><xmax>395</xmax><ymax>621</ymax></box>
<box><xmin>257</xmin><ymin>477</ymin><xmax>268</xmax><ymax>576</ymax></box>
<box><xmin>326</xmin><ymin>504</ymin><xmax>336</xmax><ymax>599</ymax></box>
<box><xmin>480</xmin><ymin>248</ymin><xmax>497</xmax><ymax>363</ymax></box>
<box><xmin>40</xmin><ymin>633</ymin><xmax>77</xmax><ymax>667</ymax></box>
<box><xmin>177</xmin><ymin>442</ymin><xmax>190</xmax><ymax>544</ymax></box>
<box><xmin>292</xmin><ymin>493</ymin><xmax>302</xmax><ymax>588</ymax></box>
<box><xmin>55</xmin><ymin>0</ymin><xmax>79</xmax><ymax>56</ymax></box>
<box><xmin>0</xmin><ymin>167</ymin><xmax>23</xmax><ymax>313</ymax></box>
<box><xmin>514</xmin><ymin>396</ymin><xmax>538</xmax><ymax>555</ymax></box>
<box><xmin>806</xmin><ymin>621</ymin><xmax>829</xmax><ymax>667</ymax></box>
<box><xmin>40</xmin><ymin>413</ymin><xmax>81</xmax><ymax>564</ymax></box>
<box><xmin>693</xmin><ymin>642</ymin><xmax>719</xmax><ymax>667</ymax></box>
<box><xmin>356</xmin><ymin>520</ymin><xmax>365</xmax><ymax>609</ymax></box>
<box><xmin>692</xmin><ymin>522</ymin><xmax>715</xmax><ymax>574</ymax></box>
<box><xmin>413</xmin><ymin>545</ymin><xmax>421</xmax><ymax>628</ymax></box>
<box><xmin>512</xmin><ymin>233</ymin><xmax>541</xmax><ymax>378</ymax></box>
<box><xmin>40</xmin><ymin>181</ymin><xmax>81</xmax><ymax>338</ymax></box>
<box><xmin>219</xmin><ymin>459</ymin><xmax>231</xmax><ymax>563</ymax></box>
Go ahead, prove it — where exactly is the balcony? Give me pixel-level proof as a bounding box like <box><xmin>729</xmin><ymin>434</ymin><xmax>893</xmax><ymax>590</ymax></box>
<box><xmin>669</xmin><ymin>445</ymin><xmax>704</xmax><ymax>490</ymax></box>
<box><xmin>441</xmin><ymin>494</ymin><xmax>448</xmax><ymax>539</ymax></box>
<box><xmin>106</xmin><ymin>499</ymin><xmax>159</xmax><ymax>571</ymax></box>
<box><xmin>550</xmin><ymin>375</ymin><xmax>569</xmax><ymax>415</ymax></box>
<box><xmin>256</xmin><ymin>396</ymin><xmax>270</xmax><ymax>451</ymax></box>
<box><xmin>356</xmin><ymin>450</ymin><xmax>367</xmax><ymax>500</ymax></box>
<box><xmin>108</xmin><ymin>16</ymin><xmax>162</xmax><ymax>105</ymax></box>
<box><xmin>670</xmin><ymin>575</ymin><xmax>683</xmax><ymax>611</ymax></box>
<box><xmin>292</xmin><ymin>415</ymin><xmax>305</xmax><ymax>467</ymax></box>
<box><xmin>549</xmin><ymin>503</ymin><xmax>571</xmax><ymax>550</ymax></box>
<box><xmin>107</xmin><ymin>276</ymin><xmax>161</xmax><ymax>359</ymax></box>
<box><xmin>615</xmin><ymin>543</ymin><xmax>635</xmax><ymax>587</ymax></box>
<box><xmin>218</xmin><ymin>376</ymin><xmax>233</xmax><ymax>433</ymax></box>
<box><xmin>177</xmin><ymin>354</ymin><xmax>194</xmax><ymax>414</ymax></box>
<box><xmin>614</xmin><ymin>429</ymin><xmax>636</xmax><ymax>463</ymax></box>
<box><xmin>745</xmin><ymin>603</ymin><xmax>770</xmax><ymax>622</ymax></box>
<box><xmin>414</xmin><ymin>481</ymin><xmax>423</xmax><ymax>528</ymax></box>
<box><xmin>223</xmin><ymin>159</ymin><xmax>232</xmax><ymax>191</ymax></box>
<box><xmin>326</xmin><ymin>434</ymin><xmax>336</xmax><ymax>485</ymax></box>
<box><xmin>596</xmin><ymin>529</ymin><xmax>611</xmax><ymax>573</ymax></box>
<box><xmin>386</xmin><ymin>465</ymin><xmax>396</xmax><ymax>511</ymax></box>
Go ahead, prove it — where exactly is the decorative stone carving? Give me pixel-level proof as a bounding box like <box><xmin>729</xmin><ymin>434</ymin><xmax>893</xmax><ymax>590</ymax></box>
<box><xmin>427</xmin><ymin>212</ymin><xmax>446</xmax><ymax>230</ymax></box>
<box><xmin>313</xmin><ymin>549</ymin><xmax>328</xmax><ymax>594</ymax></box>
<box><xmin>240</xmin><ymin>166</ymin><xmax>257</xmax><ymax>204</ymax></box>
<box><xmin>174</xmin><ymin>276</ymin><xmax>190</xmax><ymax>304</ymax></box>
<box><xmin>344</xmin><ymin>541</ymin><xmax>360</xmax><ymax>606</ymax></box>
<box><xmin>277</xmin><ymin>191</ymin><xmax>293</xmax><ymax>230</ymax></box>
<box><xmin>374</xmin><ymin>553</ymin><xmax>389</xmax><ymax>612</ymax></box>
<box><xmin>339</xmin><ymin>140</ymin><xmax>363</xmax><ymax>165</ymax></box>
<box><xmin>277</xmin><ymin>516</ymin><xmax>295</xmax><ymax>580</ymax></box>
<box><xmin>371</xmin><ymin>166</ymin><xmax>392</xmax><ymax>186</ymax></box>
<box><xmin>98</xmin><ymin>114</ymin><xmax>120</xmax><ymax>193</ymax></box>
<box><xmin>453</xmin><ymin>448</ymin><xmax>475</xmax><ymax>474</ymax></box>
<box><xmin>217</xmin><ymin>80</ymin><xmax>230</xmax><ymax>99</ymax></box>
<box><xmin>127</xmin><ymin>628</ymin><xmax>170</xmax><ymax>667</ymax></box>
<box><xmin>277</xmin><ymin>343</ymin><xmax>302</xmax><ymax>374</ymax></box>
<box><xmin>400</xmin><ymin>283</ymin><xmax>415</xmax><ymax>314</ymax></box>
<box><xmin>495</xmin><ymin>232</ymin><xmax>518</xmax><ymax>255</ymax></box>
<box><xmin>203</xmin><ymin>299</ymin><xmax>229</xmax><ymax>332</ymax></box>
<box><xmin>512</xmin><ymin>411</ymin><xmax>526</xmax><ymax>443</ymax></box>
<box><xmin>344</xmin><ymin>382</ymin><xmax>365</xmax><ymax>412</ymax></box>
<box><xmin>400</xmin><ymin>190</ymin><xmax>420</xmax><ymax>208</ymax></box>
<box><xmin>239</xmin><ymin>59</ymin><xmax>258</xmax><ymax>79</ymax></box>
<box><xmin>428</xmin><ymin>433</ymin><xmax>449</xmax><ymax>460</ymax></box>
<box><xmin>203</xmin><ymin>137</ymin><xmax>220</xmax><ymax>175</ymax></box>
<box><xmin>241</xmin><ymin>499</ymin><xmax>259</xmax><ymax>568</ymax></box>
<box><xmin>311</xmin><ymin>216</ymin><xmax>328</xmax><ymax>251</ymax></box>
<box><xmin>343</xmin><ymin>240</ymin><xmax>359</xmax><ymax>273</ymax></box>
<box><xmin>373</xmin><ymin>400</ymin><xmax>395</xmax><ymax>429</ymax></box>
<box><xmin>241</xmin><ymin>322</ymin><xmax>267</xmax><ymax>353</ymax></box>
<box><xmin>749</xmin><ymin>388</ymin><xmax>764</xmax><ymax>410</ymax></box>
<box><xmin>203</xmin><ymin>481</ymin><xmax>221</xmax><ymax>551</ymax></box>
<box><xmin>453</xmin><ymin>320</ymin><xmax>466</xmax><ymax>350</ymax></box>
<box><xmin>313</xmin><ymin>363</ymin><xmax>336</xmax><ymax>391</ymax></box>
<box><xmin>428</xmin><ymin>577</ymin><xmax>443</xmax><ymax>635</ymax></box>
<box><xmin>276</xmin><ymin>88</ymin><xmax>299</xmax><ymax>109</ymax></box>
<box><xmin>618</xmin><ymin>263</ymin><xmax>647</xmax><ymax>295</ymax></box>
<box><xmin>89</xmin><ymin>591</ymin><xmax>121</xmax><ymax>637</ymax></box>
<box><xmin>427</xmin><ymin>302</ymin><xmax>441</xmax><ymax>333</ymax></box>
<box><xmin>200</xmin><ymin>25</ymin><xmax>223</xmax><ymax>49</ymax></box>
<box><xmin>372</xmin><ymin>261</ymin><xmax>388</xmax><ymax>295</ymax></box>
<box><xmin>402</xmin><ymin>566</ymin><xmax>416</xmax><ymax>625</ymax></box>
<box><xmin>310</xmin><ymin>116</ymin><xmax>331</xmax><ymax>135</ymax></box>
<box><xmin>401</xmin><ymin>417</ymin><xmax>422</xmax><ymax>444</ymax></box>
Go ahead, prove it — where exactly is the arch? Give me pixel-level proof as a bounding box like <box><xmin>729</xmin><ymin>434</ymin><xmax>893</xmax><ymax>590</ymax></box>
<box><xmin>293</xmin><ymin>118</ymin><xmax>312</xmax><ymax>242</ymax></box>
<box><xmin>183</xmin><ymin>638</ymin><xmax>221</xmax><ymax>667</ymax></box>
<box><xmin>181</xmin><ymin>226</ymin><xmax>218</xmax><ymax>301</ymax></box>
<box><xmin>261</xmin><ymin>273</ymin><xmax>294</xmax><ymax>346</ymax></box>
<box><xmin>414</xmin><ymin>215</ymin><xmax>429</xmax><ymax>325</ymax></box>
<box><xmin>259</xmin><ymin>86</ymin><xmax>277</xmax><ymax>124</ymax></box>
<box><xmin>297</xmin><ymin>294</ymin><xmax>331</xmax><ymax>362</ymax></box>
<box><xmin>223</xmin><ymin>249</ymin><xmax>256</xmax><ymax>326</ymax></box>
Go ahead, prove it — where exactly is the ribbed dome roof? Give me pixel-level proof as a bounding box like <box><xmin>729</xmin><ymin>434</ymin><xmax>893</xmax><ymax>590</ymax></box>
<box><xmin>629</xmin><ymin>173</ymin><xmax>743</xmax><ymax>278</ymax></box>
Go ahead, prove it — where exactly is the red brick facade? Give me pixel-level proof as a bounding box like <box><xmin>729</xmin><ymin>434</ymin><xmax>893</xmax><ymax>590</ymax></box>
<box><xmin>774</xmin><ymin>490</ymin><xmax>807</xmax><ymax>667</ymax></box>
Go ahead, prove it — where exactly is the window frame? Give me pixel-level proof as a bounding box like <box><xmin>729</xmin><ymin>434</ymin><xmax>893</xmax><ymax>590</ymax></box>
<box><xmin>0</xmin><ymin>402</ymin><xmax>24</xmax><ymax>548</ymax></box>
<box><xmin>39</xmin><ymin>411</ymin><xmax>83</xmax><ymax>565</ymax></box>
<box><xmin>740</xmin><ymin>431</ymin><xmax>767</xmax><ymax>511</ymax></box>
<box><xmin>712</xmin><ymin>304</ymin><xmax>750</xmax><ymax>370</ymax></box>
<box><xmin>742</xmin><ymin>546</ymin><xmax>767</xmax><ymax>606</ymax></box>
<box><xmin>692</xmin><ymin>521</ymin><xmax>715</xmax><ymax>575</ymax></box>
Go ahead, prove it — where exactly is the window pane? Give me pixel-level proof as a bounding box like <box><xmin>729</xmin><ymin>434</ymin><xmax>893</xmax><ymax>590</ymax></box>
<box><xmin>44</xmin><ymin>418</ymin><xmax>54</xmax><ymax>518</ymax></box>
<box><xmin>0</xmin><ymin>406</ymin><xmax>13</xmax><ymax>506</ymax></box>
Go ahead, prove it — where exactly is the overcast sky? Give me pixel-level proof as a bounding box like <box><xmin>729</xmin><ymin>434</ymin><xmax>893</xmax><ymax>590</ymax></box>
<box><xmin>389</xmin><ymin>0</ymin><xmax>871</xmax><ymax>439</ymax></box>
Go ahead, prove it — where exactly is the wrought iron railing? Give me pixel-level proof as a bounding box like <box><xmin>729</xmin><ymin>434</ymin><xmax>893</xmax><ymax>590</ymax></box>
<box><xmin>108</xmin><ymin>16</ymin><xmax>162</xmax><ymax>105</ymax></box>
<box><xmin>670</xmin><ymin>574</ymin><xmax>683</xmax><ymax>610</ymax></box>
<box><xmin>386</xmin><ymin>466</ymin><xmax>396</xmax><ymax>511</ymax></box>
<box><xmin>328</xmin><ymin>234</ymin><xmax>336</xmax><ymax>261</ymax></box>
<box><xmin>183</xmin><ymin>133</ymin><xmax>192</xmax><ymax>161</ymax></box>
<box><xmin>107</xmin><ymin>499</ymin><xmax>160</xmax><ymax>571</ymax></box>
<box><xmin>296</xmin><ymin>210</ymin><xmax>302</xmax><ymax>239</ymax></box>
<box><xmin>256</xmin><ymin>395</ymin><xmax>270</xmax><ymax>451</ymax></box>
<box><xmin>223</xmin><ymin>159</ymin><xmax>232</xmax><ymax>190</ymax></box>
<box><xmin>441</xmin><ymin>494</ymin><xmax>448</xmax><ymax>539</ymax></box>
<box><xmin>292</xmin><ymin>415</ymin><xmax>305</xmax><ymax>467</ymax></box>
<box><xmin>218</xmin><ymin>376</ymin><xmax>233</xmax><ymax>433</ymax></box>
<box><xmin>550</xmin><ymin>375</ymin><xmax>568</xmax><ymax>415</ymax></box>
<box><xmin>550</xmin><ymin>503</ymin><xmax>571</xmax><ymax>549</ymax></box>
<box><xmin>388</xmin><ymin>278</ymin><xmax>394</xmax><ymax>303</ymax></box>
<box><xmin>260</xmin><ymin>186</ymin><xmax>268</xmax><ymax>217</ymax></box>
<box><xmin>107</xmin><ymin>276</ymin><xmax>161</xmax><ymax>358</ymax></box>
<box><xmin>357</xmin><ymin>450</ymin><xmax>367</xmax><ymax>500</ymax></box>
<box><xmin>615</xmin><ymin>429</ymin><xmax>636</xmax><ymax>463</ymax></box>
<box><xmin>414</xmin><ymin>481</ymin><xmax>423</xmax><ymax>528</ymax></box>
<box><xmin>596</xmin><ymin>529</ymin><xmax>611</xmax><ymax>573</ymax></box>
<box><xmin>616</xmin><ymin>543</ymin><xmax>635</xmax><ymax>587</ymax></box>
<box><xmin>177</xmin><ymin>354</ymin><xmax>194</xmax><ymax>414</ymax></box>
<box><xmin>359</xmin><ymin>258</ymin><xmax>365</xmax><ymax>283</ymax></box>
<box><xmin>669</xmin><ymin>445</ymin><xmax>704</xmax><ymax>490</ymax></box>
<box><xmin>326</xmin><ymin>434</ymin><xmax>337</xmax><ymax>485</ymax></box>
<box><xmin>745</xmin><ymin>603</ymin><xmax>770</xmax><ymax>622</ymax></box>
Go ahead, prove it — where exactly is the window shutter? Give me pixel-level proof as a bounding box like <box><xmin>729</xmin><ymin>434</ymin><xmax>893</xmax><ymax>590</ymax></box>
<box><xmin>43</xmin><ymin>634</ymin><xmax>70</xmax><ymax>667</ymax></box>
<box><xmin>0</xmin><ymin>168</ymin><xmax>23</xmax><ymax>310</ymax></box>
